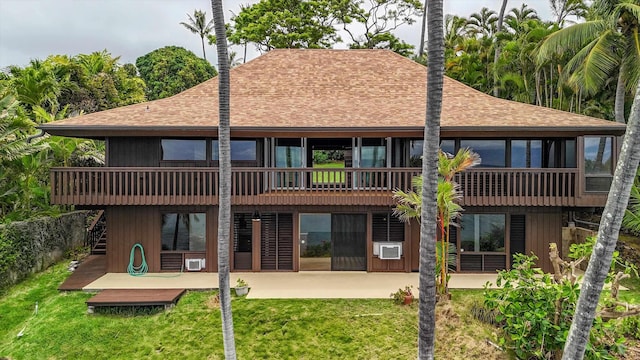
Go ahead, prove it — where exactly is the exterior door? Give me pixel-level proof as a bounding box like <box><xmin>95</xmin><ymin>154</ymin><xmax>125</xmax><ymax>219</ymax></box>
<box><xmin>331</xmin><ymin>214</ymin><xmax>366</xmax><ymax>271</ymax></box>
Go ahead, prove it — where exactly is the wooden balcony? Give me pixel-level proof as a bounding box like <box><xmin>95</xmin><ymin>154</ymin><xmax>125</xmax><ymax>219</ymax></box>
<box><xmin>50</xmin><ymin>167</ymin><xmax>602</xmax><ymax>207</ymax></box>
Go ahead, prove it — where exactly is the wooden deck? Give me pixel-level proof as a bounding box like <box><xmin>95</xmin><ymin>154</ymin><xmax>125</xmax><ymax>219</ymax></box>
<box><xmin>58</xmin><ymin>255</ymin><xmax>106</xmax><ymax>291</ymax></box>
<box><xmin>50</xmin><ymin>166</ymin><xmax>608</xmax><ymax>207</ymax></box>
<box><xmin>86</xmin><ymin>289</ymin><xmax>186</xmax><ymax>311</ymax></box>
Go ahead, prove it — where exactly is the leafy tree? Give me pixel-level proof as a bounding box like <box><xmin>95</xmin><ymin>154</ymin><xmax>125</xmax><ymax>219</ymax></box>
<box><xmin>180</xmin><ymin>9</ymin><xmax>215</xmax><ymax>61</ymax></box>
<box><xmin>8</xmin><ymin>60</ymin><xmax>60</xmax><ymax>114</ymax></box>
<box><xmin>211</xmin><ymin>0</ymin><xmax>237</xmax><ymax>358</ymax></box>
<box><xmin>563</xmin><ymin>78</ymin><xmax>640</xmax><ymax>359</ymax></box>
<box><xmin>8</xmin><ymin>51</ymin><xmax>146</xmax><ymax>115</ymax></box>
<box><xmin>341</xmin><ymin>0</ymin><xmax>422</xmax><ymax>56</ymax></box>
<box><xmin>537</xmin><ymin>0</ymin><xmax>640</xmax><ymax>123</ymax></box>
<box><xmin>418</xmin><ymin>0</ymin><xmax>444</xmax><ymax>357</ymax></box>
<box><xmin>136</xmin><ymin>46</ymin><xmax>217</xmax><ymax>100</ymax></box>
<box><xmin>228</xmin><ymin>0</ymin><xmax>421</xmax><ymax>56</ymax></box>
<box><xmin>228</xmin><ymin>0</ymin><xmax>345</xmax><ymax>51</ymax></box>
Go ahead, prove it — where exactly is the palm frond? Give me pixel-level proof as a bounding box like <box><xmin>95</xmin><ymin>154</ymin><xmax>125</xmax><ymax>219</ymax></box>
<box><xmin>570</xmin><ymin>31</ymin><xmax>621</xmax><ymax>94</ymax></box>
<box><xmin>536</xmin><ymin>20</ymin><xmax>608</xmax><ymax>64</ymax></box>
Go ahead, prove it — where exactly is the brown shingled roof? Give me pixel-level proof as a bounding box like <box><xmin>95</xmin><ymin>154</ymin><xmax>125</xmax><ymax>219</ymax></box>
<box><xmin>40</xmin><ymin>49</ymin><xmax>625</xmax><ymax>137</ymax></box>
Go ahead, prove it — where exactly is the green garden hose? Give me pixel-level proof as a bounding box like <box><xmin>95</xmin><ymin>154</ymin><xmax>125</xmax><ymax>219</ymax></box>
<box><xmin>127</xmin><ymin>243</ymin><xmax>148</xmax><ymax>276</ymax></box>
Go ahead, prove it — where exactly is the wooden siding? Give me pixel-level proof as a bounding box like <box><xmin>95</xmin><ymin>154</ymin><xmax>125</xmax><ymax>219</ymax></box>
<box><xmin>526</xmin><ymin>210</ymin><xmax>563</xmax><ymax>273</ymax></box>
<box><xmin>106</xmin><ymin>206</ymin><xmax>217</xmax><ymax>273</ymax></box>
<box><xmin>106</xmin><ymin>206</ymin><xmax>160</xmax><ymax>272</ymax></box>
<box><xmin>108</xmin><ymin>137</ymin><xmax>159</xmax><ymax>167</ymax></box>
<box><xmin>51</xmin><ymin>167</ymin><xmax>606</xmax><ymax>207</ymax></box>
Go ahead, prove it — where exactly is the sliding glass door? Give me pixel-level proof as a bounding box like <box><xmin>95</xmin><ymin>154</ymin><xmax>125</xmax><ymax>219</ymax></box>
<box><xmin>299</xmin><ymin>213</ymin><xmax>367</xmax><ymax>271</ymax></box>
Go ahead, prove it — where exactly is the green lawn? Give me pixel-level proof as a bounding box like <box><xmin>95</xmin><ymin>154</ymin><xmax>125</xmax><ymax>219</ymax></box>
<box><xmin>313</xmin><ymin>161</ymin><xmax>346</xmax><ymax>183</ymax></box>
<box><xmin>0</xmin><ymin>262</ymin><xmax>505</xmax><ymax>360</ymax></box>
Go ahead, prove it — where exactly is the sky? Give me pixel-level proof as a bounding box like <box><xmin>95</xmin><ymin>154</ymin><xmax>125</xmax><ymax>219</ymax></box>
<box><xmin>0</xmin><ymin>0</ymin><xmax>554</xmax><ymax>69</ymax></box>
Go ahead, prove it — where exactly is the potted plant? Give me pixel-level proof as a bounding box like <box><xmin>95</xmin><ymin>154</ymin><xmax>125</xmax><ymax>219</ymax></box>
<box><xmin>234</xmin><ymin>278</ymin><xmax>249</xmax><ymax>296</ymax></box>
<box><xmin>390</xmin><ymin>285</ymin><xmax>414</xmax><ymax>305</ymax></box>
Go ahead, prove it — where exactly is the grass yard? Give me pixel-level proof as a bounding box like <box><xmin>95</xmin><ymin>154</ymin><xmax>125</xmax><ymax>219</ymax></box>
<box><xmin>313</xmin><ymin>161</ymin><xmax>346</xmax><ymax>183</ymax></box>
<box><xmin>0</xmin><ymin>262</ymin><xmax>505</xmax><ymax>360</ymax></box>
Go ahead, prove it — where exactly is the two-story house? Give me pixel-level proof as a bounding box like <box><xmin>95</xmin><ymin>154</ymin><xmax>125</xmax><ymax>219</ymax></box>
<box><xmin>40</xmin><ymin>49</ymin><xmax>626</xmax><ymax>274</ymax></box>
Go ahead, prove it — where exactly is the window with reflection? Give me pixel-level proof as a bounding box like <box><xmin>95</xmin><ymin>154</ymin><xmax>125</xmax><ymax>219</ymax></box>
<box><xmin>161</xmin><ymin>139</ymin><xmax>206</xmax><ymax>161</ymax></box>
<box><xmin>440</xmin><ymin>139</ymin><xmax>455</xmax><ymax>156</ymax></box>
<box><xmin>360</xmin><ymin>138</ymin><xmax>386</xmax><ymax>167</ymax></box>
<box><xmin>511</xmin><ymin>140</ymin><xmax>542</xmax><ymax>168</ymax></box>
<box><xmin>460</xmin><ymin>214</ymin><xmax>505</xmax><ymax>252</ymax></box>
<box><xmin>275</xmin><ymin>139</ymin><xmax>302</xmax><ymax>167</ymax></box>
<box><xmin>409</xmin><ymin>140</ymin><xmax>423</xmax><ymax>167</ymax></box>
<box><xmin>212</xmin><ymin>140</ymin><xmax>257</xmax><ymax>161</ymax></box>
<box><xmin>161</xmin><ymin>213</ymin><xmax>206</xmax><ymax>251</ymax></box>
<box><xmin>584</xmin><ymin>136</ymin><xmax>613</xmax><ymax>191</ymax></box>
<box><xmin>460</xmin><ymin>140</ymin><xmax>506</xmax><ymax>167</ymax></box>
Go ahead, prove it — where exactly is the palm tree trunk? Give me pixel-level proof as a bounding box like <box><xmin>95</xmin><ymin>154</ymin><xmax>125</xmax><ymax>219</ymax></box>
<box><xmin>418</xmin><ymin>1</ymin><xmax>427</xmax><ymax>58</ymax></box>
<box><xmin>615</xmin><ymin>68</ymin><xmax>626</xmax><ymax>123</ymax></box>
<box><xmin>419</xmin><ymin>0</ymin><xmax>444</xmax><ymax>358</ymax></box>
<box><xmin>201</xmin><ymin>36</ymin><xmax>207</xmax><ymax>61</ymax></box>
<box><xmin>562</xmin><ymin>80</ymin><xmax>640</xmax><ymax>360</ymax></box>
<box><xmin>492</xmin><ymin>0</ymin><xmax>508</xmax><ymax>98</ymax></box>
<box><xmin>210</xmin><ymin>0</ymin><xmax>236</xmax><ymax>358</ymax></box>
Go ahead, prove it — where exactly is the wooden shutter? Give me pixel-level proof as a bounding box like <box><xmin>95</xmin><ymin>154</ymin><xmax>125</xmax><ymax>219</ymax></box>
<box><xmin>261</xmin><ymin>213</ymin><xmax>277</xmax><ymax>270</ymax></box>
<box><xmin>277</xmin><ymin>214</ymin><xmax>294</xmax><ymax>270</ymax></box>
<box><xmin>510</xmin><ymin>214</ymin><xmax>526</xmax><ymax>268</ymax></box>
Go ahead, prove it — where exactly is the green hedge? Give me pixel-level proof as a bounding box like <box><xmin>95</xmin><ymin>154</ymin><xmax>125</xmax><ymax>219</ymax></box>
<box><xmin>0</xmin><ymin>211</ymin><xmax>87</xmax><ymax>291</ymax></box>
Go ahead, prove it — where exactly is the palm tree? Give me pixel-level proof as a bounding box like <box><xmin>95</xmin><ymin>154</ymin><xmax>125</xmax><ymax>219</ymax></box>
<box><xmin>210</xmin><ymin>0</ymin><xmax>236</xmax><ymax>358</ymax></box>
<box><xmin>550</xmin><ymin>0</ymin><xmax>588</xmax><ymax>26</ymax></box>
<box><xmin>492</xmin><ymin>0</ymin><xmax>509</xmax><ymax>98</ymax></box>
<box><xmin>0</xmin><ymin>94</ymin><xmax>45</xmax><ymax>164</ymax></box>
<box><xmin>181</xmin><ymin>9</ymin><xmax>215</xmax><ymax>61</ymax></box>
<box><xmin>394</xmin><ymin>149</ymin><xmax>480</xmax><ymax>297</ymax></box>
<box><xmin>467</xmin><ymin>7</ymin><xmax>498</xmax><ymax>39</ymax></box>
<box><xmin>537</xmin><ymin>0</ymin><xmax>640</xmax><ymax>123</ymax></box>
<box><xmin>562</xmin><ymin>80</ymin><xmax>640</xmax><ymax>359</ymax></box>
<box><xmin>418</xmin><ymin>0</ymin><xmax>444</xmax><ymax>357</ymax></box>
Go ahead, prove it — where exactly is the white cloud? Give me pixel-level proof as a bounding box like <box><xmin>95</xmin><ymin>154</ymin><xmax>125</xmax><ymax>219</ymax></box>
<box><xmin>0</xmin><ymin>0</ymin><xmax>554</xmax><ymax>68</ymax></box>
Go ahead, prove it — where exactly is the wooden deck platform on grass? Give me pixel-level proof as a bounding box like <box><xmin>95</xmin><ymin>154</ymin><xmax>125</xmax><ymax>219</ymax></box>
<box><xmin>58</xmin><ymin>255</ymin><xmax>106</xmax><ymax>291</ymax></box>
<box><xmin>86</xmin><ymin>289</ymin><xmax>186</xmax><ymax>312</ymax></box>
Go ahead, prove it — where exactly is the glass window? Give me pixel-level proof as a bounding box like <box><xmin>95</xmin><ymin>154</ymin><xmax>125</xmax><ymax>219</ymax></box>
<box><xmin>584</xmin><ymin>136</ymin><xmax>613</xmax><ymax>192</ymax></box>
<box><xmin>440</xmin><ymin>139</ymin><xmax>455</xmax><ymax>156</ymax></box>
<box><xmin>361</xmin><ymin>138</ymin><xmax>386</xmax><ymax>167</ymax></box>
<box><xmin>275</xmin><ymin>139</ymin><xmax>302</xmax><ymax>168</ymax></box>
<box><xmin>212</xmin><ymin>140</ymin><xmax>257</xmax><ymax>161</ymax></box>
<box><xmin>565</xmin><ymin>139</ymin><xmax>576</xmax><ymax>168</ymax></box>
<box><xmin>584</xmin><ymin>137</ymin><xmax>613</xmax><ymax>174</ymax></box>
<box><xmin>511</xmin><ymin>140</ymin><xmax>542</xmax><ymax>168</ymax></box>
<box><xmin>460</xmin><ymin>214</ymin><xmax>505</xmax><ymax>252</ymax></box>
<box><xmin>161</xmin><ymin>139</ymin><xmax>206</xmax><ymax>161</ymax></box>
<box><xmin>460</xmin><ymin>140</ymin><xmax>506</xmax><ymax>167</ymax></box>
<box><xmin>409</xmin><ymin>140</ymin><xmax>423</xmax><ymax>167</ymax></box>
<box><xmin>161</xmin><ymin>213</ymin><xmax>206</xmax><ymax>251</ymax></box>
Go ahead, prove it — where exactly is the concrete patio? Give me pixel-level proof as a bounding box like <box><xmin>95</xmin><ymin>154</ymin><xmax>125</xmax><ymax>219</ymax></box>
<box><xmin>83</xmin><ymin>271</ymin><xmax>499</xmax><ymax>299</ymax></box>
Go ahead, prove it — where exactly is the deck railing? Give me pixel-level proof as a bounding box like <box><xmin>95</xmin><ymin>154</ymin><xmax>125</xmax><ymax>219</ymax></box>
<box><xmin>50</xmin><ymin>167</ymin><xmax>580</xmax><ymax>206</ymax></box>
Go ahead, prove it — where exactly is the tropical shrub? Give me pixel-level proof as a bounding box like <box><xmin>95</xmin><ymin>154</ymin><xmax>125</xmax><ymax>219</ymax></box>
<box><xmin>484</xmin><ymin>237</ymin><xmax>638</xmax><ymax>360</ymax></box>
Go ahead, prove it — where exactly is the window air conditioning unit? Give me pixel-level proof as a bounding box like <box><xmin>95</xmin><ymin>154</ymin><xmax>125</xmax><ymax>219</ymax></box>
<box><xmin>185</xmin><ymin>258</ymin><xmax>205</xmax><ymax>271</ymax></box>
<box><xmin>379</xmin><ymin>244</ymin><xmax>402</xmax><ymax>260</ymax></box>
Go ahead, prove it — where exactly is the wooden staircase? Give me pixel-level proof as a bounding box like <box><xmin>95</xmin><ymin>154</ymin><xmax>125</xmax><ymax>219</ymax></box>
<box><xmin>87</xmin><ymin>210</ymin><xmax>107</xmax><ymax>255</ymax></box>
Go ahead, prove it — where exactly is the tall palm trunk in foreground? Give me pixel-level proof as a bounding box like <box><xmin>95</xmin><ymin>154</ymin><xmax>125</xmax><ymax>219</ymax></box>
<box><xmin>562</xmin><ymin>80</ymin><xmax>640</xmax><ymax>359</ymax></box>
<box><xmin>210</xmin><ymin>0</ymin><xmax>236</xmax><ymax>358</ymax></box>
<box><xmin>418</xmin><ymin>0</ymin><xmax>444</xmax><ymax>358</ymax></box>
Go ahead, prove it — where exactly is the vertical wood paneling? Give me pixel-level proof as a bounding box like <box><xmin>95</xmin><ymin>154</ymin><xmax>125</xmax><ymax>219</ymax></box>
<box><xmin>108</xmin><ymin>138</ymin><xmax>160</xmax><ymax>167</ymax></box>
<box><xmin>106</xmin><ymin>206</ymin><xmax>159</xmax><ymax>272</ymax></box>
<box><xmin>526</xmin><ymin>210</ymin><xmax>562</xmax><ymax>273</ymax></box>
